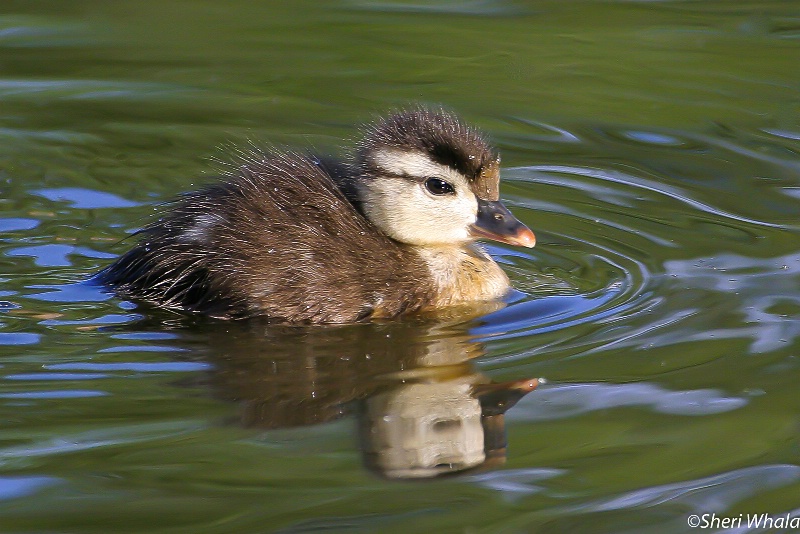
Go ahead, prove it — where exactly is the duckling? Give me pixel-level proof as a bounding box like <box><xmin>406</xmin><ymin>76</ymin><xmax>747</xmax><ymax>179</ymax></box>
<box><xmin>97</xmin><ymin>108</ymin><xmax>536</xmax><ymax>323</ymax></box>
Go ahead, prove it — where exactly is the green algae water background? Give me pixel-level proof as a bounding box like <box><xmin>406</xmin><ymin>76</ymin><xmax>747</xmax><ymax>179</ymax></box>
<box><xmin>0</xmin><ymin>1</ymin><xmax>799</xmax><ymax>532</ymax></box>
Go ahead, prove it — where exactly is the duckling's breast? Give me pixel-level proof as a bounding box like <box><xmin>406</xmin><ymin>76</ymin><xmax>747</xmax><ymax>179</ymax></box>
<box><xmin>414</xmin><ymin>245</ymin><xmax>510</xmax><ymax>307</ymax></box>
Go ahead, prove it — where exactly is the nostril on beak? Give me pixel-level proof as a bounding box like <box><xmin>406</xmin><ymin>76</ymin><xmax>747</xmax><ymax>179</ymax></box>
<box><xmin>494</xmin><ymin>213</ymin><xmax>503</xmax><ymax>221</ymax></box>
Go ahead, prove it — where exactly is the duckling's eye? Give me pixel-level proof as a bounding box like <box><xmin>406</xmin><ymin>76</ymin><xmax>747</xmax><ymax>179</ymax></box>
<box><xmin>424</xmin><ymin>178</ymin><xmax>455</xmax><ymax>196</ymax></box>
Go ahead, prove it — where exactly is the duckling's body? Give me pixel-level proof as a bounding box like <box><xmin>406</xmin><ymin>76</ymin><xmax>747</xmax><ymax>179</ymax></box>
<box><xmin>98</xmin><ymin>108</ymin><xmax>535</xmax><ymax>323</ymax></box>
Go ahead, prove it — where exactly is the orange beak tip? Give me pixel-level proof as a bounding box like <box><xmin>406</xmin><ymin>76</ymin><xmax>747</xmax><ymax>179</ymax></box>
<box><xmin>517</xmin><ymin>228</ymin><xmax>536</xmax><ymax>248</ymax></box>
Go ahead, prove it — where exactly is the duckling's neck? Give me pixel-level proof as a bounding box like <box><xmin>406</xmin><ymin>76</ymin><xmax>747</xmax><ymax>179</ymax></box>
<box><xmin>414</xmin><ymin>244</ymin><xmax>510</xmax><ymax>307</ymax></box>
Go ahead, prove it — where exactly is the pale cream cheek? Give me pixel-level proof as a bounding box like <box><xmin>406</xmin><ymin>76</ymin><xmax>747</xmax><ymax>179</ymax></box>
<box><xmin>361</xmin><ymin>148</ymin><xmax>480</xmax><ymax>245</ymax></box>
<box><xmin>360</xmin><ymin>179</ymin><xmax>477</xmax><ymax>246</ymax></box>
<box><xmin>414</xmin><ymin>190</ymin><xmax>477</xmax><ymax>243</ymax></box>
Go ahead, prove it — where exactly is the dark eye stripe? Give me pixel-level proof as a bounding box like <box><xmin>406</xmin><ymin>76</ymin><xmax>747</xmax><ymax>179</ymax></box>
<box><xmin>424</xmin><ymin>178</ymin><xmax>455</xmax><ymax>196</ymax></box>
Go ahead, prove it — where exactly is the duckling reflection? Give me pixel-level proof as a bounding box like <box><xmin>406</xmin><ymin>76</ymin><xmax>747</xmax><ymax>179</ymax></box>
<box><xmin>201</xmin><ymin>317</ymin><xmax>538</xmax><ymax>479</ymax></box>
<box><xmin>359</xmin><ymin>365</ymin><xmax>537</xmax><ymax>478</ymax></box>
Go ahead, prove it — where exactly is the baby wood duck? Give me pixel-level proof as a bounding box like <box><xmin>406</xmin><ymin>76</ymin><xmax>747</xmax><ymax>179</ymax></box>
<box><xmin>97</xmin><ymin>108</ymin><xmax>536</xmax><ymax>323</ymax></box>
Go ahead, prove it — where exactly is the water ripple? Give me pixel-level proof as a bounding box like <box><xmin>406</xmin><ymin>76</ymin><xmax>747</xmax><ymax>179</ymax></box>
<box><xmin>0</xmin><ymin>475</ymin><xmax>61</xmax><ymax>501</ymax></box>
<box><xmin>518</xmin><ymin>165</ymin><xmax>788</xmax><ymax>230</ymax></box>
<box><xmin>45</xmin><ymin>362</ymin><xmax>211</xmax><ymax>372</ymax></box>
<box><xmin>0</xmin><ymin>421</ymin><xmax>208</xmax><ymax>467</ymax></box>
<box><xmin>0</xmin><ymin>332</ymin><xmax>40</xmax><ymax>345</ymax></box>
<box><xmin>576</xmin><ymin>464</ymin><xmax>800</xmax><ymax>514</ymax></box>
<box><xmin>0</xmin><ymin>217</ymin><xmax>39</xmax><ymax>232</ymax></box>
<box><xmin>5</xmin><ymin>373</ymin><xmax>109</xmax><ymax>381</ymax></box>
<box><xmin>470</xmin><ymin>468</ymin><xmax>566</xmax><ymax>498</ymax></box>
<box><xmin>23</xmin><ymin>281</ymin><xmax>114</xmax><ymax>302</ymax></box>
<box><xmin>32</xmin><ymin>187</ymin><xmax>141</xmax><ymax>209</ymax></box>
<box><xmin>7</xmin><ymin>244</ymin><xmax>116</xmax><ymax>267</ymax></box>
<box><xmin>0</xmin><ymin>390</ymin><xmax>107</xmax><ymax>399</ymax></box>
<box><xmin>508</xmin><ymin>382</ymin><xmax>747</xmax><ymax>420</ymax></box>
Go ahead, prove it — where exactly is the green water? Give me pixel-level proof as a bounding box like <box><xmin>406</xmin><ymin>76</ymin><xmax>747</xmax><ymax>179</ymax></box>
<box><xmin>1</xmin><ymin>1</ymin><xmax>799</xmax><ymax>532</ymax></box>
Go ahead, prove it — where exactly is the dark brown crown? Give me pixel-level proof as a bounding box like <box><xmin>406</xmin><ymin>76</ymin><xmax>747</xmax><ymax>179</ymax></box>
<box><xmin>357</xmin><ymin>108</ymin><xmax>501</xmax><ymax>201</ymax></box>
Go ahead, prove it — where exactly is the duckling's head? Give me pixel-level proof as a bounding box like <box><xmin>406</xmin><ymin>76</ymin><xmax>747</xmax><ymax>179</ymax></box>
<box><xmin>355</xmin><ymin>108</ymin><xmax>535</xmax><ymax>249</ymax></box>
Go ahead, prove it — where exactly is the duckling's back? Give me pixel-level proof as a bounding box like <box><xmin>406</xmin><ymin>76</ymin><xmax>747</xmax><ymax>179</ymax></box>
<box><xmin>97</xmin><ymin>154</ymin><xmax>434</xmax><ymax>323</ymax></box>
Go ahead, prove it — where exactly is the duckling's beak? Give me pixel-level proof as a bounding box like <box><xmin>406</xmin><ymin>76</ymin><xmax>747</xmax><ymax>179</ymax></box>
<box><xmin>470</xmin><ymin>198</ymin><xmax>536</xmax><ymax>248</ymax></box>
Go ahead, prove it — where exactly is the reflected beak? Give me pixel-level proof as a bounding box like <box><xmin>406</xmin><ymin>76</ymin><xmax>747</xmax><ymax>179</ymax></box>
<box><xmin>475</xmin><ymin>377</ymin><xmax>540</xmax><ymax>416</ymax></box>
<box><xmin>469</xmin><ymin>199</ymin><xmax>536</xmax><ymax>248</ymax></box>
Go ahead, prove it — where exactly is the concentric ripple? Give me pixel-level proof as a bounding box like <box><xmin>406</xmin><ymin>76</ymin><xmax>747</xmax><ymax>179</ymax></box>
<box><xmin>472</xmin><ymin>122</ymin><xmax>800</xmax><ymax>372</ymax></box>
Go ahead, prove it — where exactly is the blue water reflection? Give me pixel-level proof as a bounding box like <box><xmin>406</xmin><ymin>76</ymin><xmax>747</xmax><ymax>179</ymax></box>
<box><xmin>31</xmin><ymin>187</ymin><xmax>140</xmax><ymax>209</ymax></box>
<box><xmin>0</xmin><ymin>476</ymin><xmax>61</xmax><ymax>501</ymax></box>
